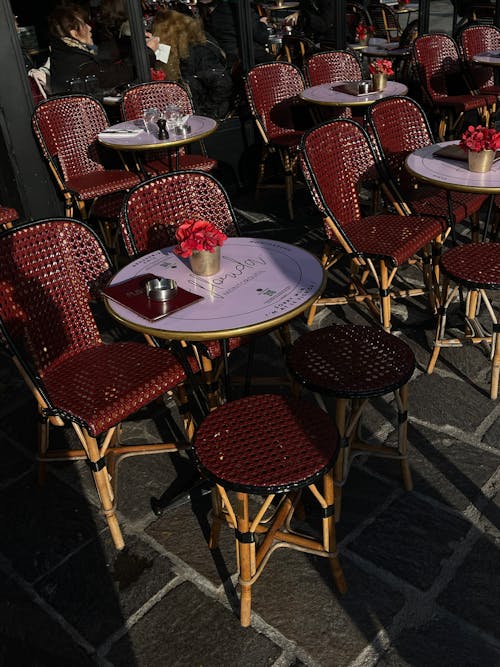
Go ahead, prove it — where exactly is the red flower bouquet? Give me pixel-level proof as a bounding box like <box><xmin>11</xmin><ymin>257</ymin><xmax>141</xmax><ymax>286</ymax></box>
<box><xmin>173</xmin><ymin>219</ymin><xmax>227</xmax><ymax>258</ymax></box>
<box><xmin>356</xmin><ymin>22</ymin><xmax>374</xmax><ymax>41</ymax></box>
<box><xmin>369</xmin><ymin>58</ymin><xmax>394</xmax><ymax>76</ymax></box>
<box><xmin>460</xmin><ymin>125</ymin><xmax>500</xmax><ymax>153</ymax></box>
<box><xmin>398</xmin><ymin>0</ymin><xmax>410</xmax><ymax>5</ymax></box>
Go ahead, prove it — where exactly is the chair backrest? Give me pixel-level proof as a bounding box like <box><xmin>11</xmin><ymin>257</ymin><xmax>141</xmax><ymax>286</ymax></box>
<box><xmin>120</xmin><ymin>170</ymin><xmax>240</xmax><ymax>257</ymax></box>
<box><xmin>411</xmin><ymin>33</ymin><xmax>468</xmax><ymax>102</ymax></box>
<box><xmin>300</xmin><ymin>119</ymin><xmax>378</xmax><ymax>249</ymax></box>
<box><xmin>244</xmin><ymin>62</ymin><xmax>305</xmax><ymax>143</ymax></box>
<box><xmin>121</xmin><ymin>80</ymin><xmax>194</xmax><ymax>121</ymax></box>
<box><xmin>367</xmin><ymin>4</ymin><xmax>402</xmax><ymax>42</ymax></box>
<box><xmin>32</xmin><ymin>95</ymin><xmax>109</xmax><ymax>182</ymax></box>
<box><xmin>366</xmin><ymin>95</ymin><xmax>434</xmax><ymax>196</ymax></box>
<box><xmin>305</xmin><ymin>50</ymin><xmax>362</xmax><ymax>87</ymax></box>
<box><xmin>458</xmin><ymin>24</ymin><xmax>500</xmax><ymax>90</ymax></box>
<box><xmin>0</xmin><ymin>219</ymin><xmax>110</xmax><ymax>381</ymax></box>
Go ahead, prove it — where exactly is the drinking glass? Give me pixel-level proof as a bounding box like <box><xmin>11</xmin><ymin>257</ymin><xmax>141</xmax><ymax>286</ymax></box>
<box><xmin>67</xmin><ymin>77</ymin><xmax>85</xmax><ymax>94</ymax></box>
<box><xmin>163</xmin><ymin>104</ymin><xmax>182</xmax><ymax>131</ymax></box>
<box><xmin>143</xmin><ymin>107</ymin><xmax>160</xmax><ymax>133</ymax></box>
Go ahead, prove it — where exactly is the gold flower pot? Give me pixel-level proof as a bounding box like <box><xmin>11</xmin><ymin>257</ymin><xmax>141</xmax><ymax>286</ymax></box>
<box><xmin>358</xmin><ymin>36</ymin><xmax>370</xmax><ymax>46</ymax></box>
<box><xmin>371</xmin><ymin>73</ymin><xmax>387</xmax><ymax>92</ymax></box>
<box><xmin>189</xmin><ymin>246</ymin><xmax>221</xmax><ymax>276</ymax></box>
<box><xmin>467</xmin><ymin>149</ymin><xmax>495</xmax><ymax>173</ymax></box>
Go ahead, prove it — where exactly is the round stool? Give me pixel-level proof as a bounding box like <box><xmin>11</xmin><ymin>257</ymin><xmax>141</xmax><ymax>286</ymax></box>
<box><xmin>287</xmin><ymin>324</ymin><xmax>416</xmax><ymax>519</ymax></box>
<box><xmin>427</xmin><ymin>242</ymin><xmax>500</xmax><ymax>399</ymax></box>
<box><xmin>192</xmin><ymin>393</ymin><xmax>347</xmax><ymax>627</ymax></box>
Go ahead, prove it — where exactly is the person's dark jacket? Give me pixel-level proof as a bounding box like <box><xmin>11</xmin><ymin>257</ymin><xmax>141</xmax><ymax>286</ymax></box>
<box><xmin>299</xmin><ymin>0</ymin><xmax>336</xmax><ymax>43</ymax></box>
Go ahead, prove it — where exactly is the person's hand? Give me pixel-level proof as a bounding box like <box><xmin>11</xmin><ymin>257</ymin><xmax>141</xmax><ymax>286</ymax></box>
<box><xmin>145</xmin><ymin>32</ymin><xmax>160</xmax><ymax>52</ymax></box>
<box><xmin>284</xmin><ymin>11</ymin><xmax>299</xmax><ymax>25</ymax></box>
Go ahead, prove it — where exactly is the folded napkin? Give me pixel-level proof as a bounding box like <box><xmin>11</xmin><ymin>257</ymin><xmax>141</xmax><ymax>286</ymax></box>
<box><xmin>98</xmin><ymin>129</ymin><xmax>143</xmax><ymax>139</ymax></box>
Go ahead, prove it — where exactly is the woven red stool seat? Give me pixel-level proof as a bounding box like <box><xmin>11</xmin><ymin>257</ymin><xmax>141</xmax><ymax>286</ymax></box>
<box><xmin>193</xmin><ymin>393</ymin><xmax>346</xmax><ymax>626</ymax></box>
<box><xmin>440</xmin><ymin>243</ymin><xmax>500</xmax><ymax>289</ymax></box>
<box><xmin>193</xmin><ymin>394</ymin><xmax>339</xmax><ymax>493</ymax></box>
<box><xmin>287</xmin><ymin>324</ymin><xmax>416</xmax><ymax>398</ymax></box>
<box><xmin>287</xmin><ymin>324</ymin><xmax>415</xmax><ymax>519</ymax></box>
<box><xmin>428</xmin><ymin>243</ymin><xmax>500</xmax><ymax>399</ymax></box>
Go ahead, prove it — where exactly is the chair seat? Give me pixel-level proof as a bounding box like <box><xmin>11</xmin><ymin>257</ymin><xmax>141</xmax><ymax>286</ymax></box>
<box><xmin>437</xmin><ymin>93</ymin><xmax>497</xmax><ymax>111</ymax></box>
<box><xmin>42</xmin><ymin>342</ymin><xmax>187</xmax><ymax>436</ymax></box>
<box><xmin>0</xmin><ymin>206</ymin><xmax>18</xmax><ymax>225</ymax></box>
<box><xmin>408</xmin><ymin>186</ymin><xmax>487</xmax><ymax>222</ymax></box>
<box><xmin>440</xmin><ymin>242</ymin><xmax>500</xmax><ymax>289</ymax></box>
<box><xmin>288</xmin><ymin>324</ymin><xmax>415</xmax><ymax>398</ymax></box>
<box><xmin>196</xmin><ymin>336</ymin><xmax>248</xmax><ymax>360</ymax></box>
<box><xmin>67</xmin><ymin>170</ymin><xmax>140</xmax><ymax>201</ymax></box>
<box><xmin>89</xmin><ymin>191</ymin><xmax>127</xmax><ymax>219</ymax></box>
<box><xmin>144</xmin><ymin>154</ymin><xmax>218</xmax><ymax>175</ymax></box>
<box><xmin>345</xmin><ymin>214</ymin><xmax>445</xmax><ymax>265</ymax></box>
<box><xmin>271</xmin><ymin>132</ymin><xmax>304</xmax><ymax>149</ymax></box>
<box><xmin>193</xmin><ymin>394</ymin><xmax>339</xmax><ymax>493</ymax></box>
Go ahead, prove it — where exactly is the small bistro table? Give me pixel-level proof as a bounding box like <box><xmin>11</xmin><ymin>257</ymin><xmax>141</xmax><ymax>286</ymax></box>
<box><xmin>98</xmin><ymin>115</ymin><xmax>218</xmax><ymax>172</ymax></box>
<box><xmin>104</xmin><ymin>237</ymin><xmax>326</xmax><ymax>398</ymax></box>
<box><xmin>300</xmin><ymin>80</ymin><xmax>408</xmax><ymax>108</ymax></box>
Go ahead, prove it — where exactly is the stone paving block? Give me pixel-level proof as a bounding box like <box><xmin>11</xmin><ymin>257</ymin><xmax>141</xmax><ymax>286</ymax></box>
<box><xmin>375</xmin><ymin>613</ymin><xmax>500</xmax><ymax>666</ymax></box>
<box><xmin>0</xmin><ymin>574</ymin><xmax>95</xmax><ymax>665</ymax></box>
<box><xmin>479</xmin><ymin>491</ymin><xmax>500</xmax><ymax>538</ymax></box>
<box><xmin>364</xmin><ymin>423</ymin><xmax>500</xmax><ymax>511</ymax></box>
<box><xmin>482</xmin><ymin>410</ymin><xmax>500</xmax><ymax>450</ymax></box>
<box><xmin>0</xmin><ymin>437</ymin><xmax>34</xmax><ymax>487</ymax></box>
<box><xmin>35</xmin><ymin>532</ymin><xmax>176</xmax><ymax>646</ymax></box>
<box><xmin>146</xmin><ymin>492</ymin><xmax>237</xmax><ymax>587</ymax></box>
<box><xmin>437</xmin><ymin>531</ymin><xmax>500</xmax><ymax>641</ymax></box>
<box><xmin>251</xmin><ymin>551</ymin><xmax>404</xmax><ymax>666</ymax></box>
<box><xmin>348</xmin><ymin>494</ymin><xmax>470</xmax><ymax>590</ymax></box>
<box><xmin>0</xmin><ymin>472</ymin><xmax>104</xmax><ymax>583</ymax></box>
<box><xmin>408</xmin><ymin>374</ymin><xmax>494</xmax><ymax>431</ymax></box>
<box><xmin>106</xmin><ymin>581</ymin><xmax>282</xmax><ymax>666</ymax></box>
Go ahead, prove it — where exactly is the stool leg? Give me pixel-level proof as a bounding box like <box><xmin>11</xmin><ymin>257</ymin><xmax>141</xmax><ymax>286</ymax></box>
<box><xmin>334</xmin><ymin>398</ymin><xmax>349</xmax><ymax>522</ymax></box>
<box><xmin>397</xmin><ymin>383</ymin><xmax>413</xmax><ymax>491</ymax></box>
<box><xmin>491</xmin><ymin>313</ymin><xmax>500</xmax><ymax>400</ymax></box>
<box><xmin>428</xmin><ymin>277</ymin><xmax>451</xmax><ymax>374</ymax></box>
<box><xmin>208</xmin><ymin>487</ymin><xmax>223</xmax><ymax>549</ymax></box>
<box><xmin>323</xmin><ymin>470</ymin><xmax>347</xmax><ymax>594</ymax></box>
<box><xmin>236</xmin><ymin>492</ymin><xmax>254</xmax><ymax>627</ymax></box>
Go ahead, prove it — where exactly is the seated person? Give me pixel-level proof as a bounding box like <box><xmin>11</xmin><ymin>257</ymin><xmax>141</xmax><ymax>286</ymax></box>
<box><xmin>298</xmin><ymin>0</ymin><xmax>336</xmax><ymax>44</ymax></box>
<box><xmin>153</xmin><ymin>8</ymin><xmax>235</xmax><ymax>119</ymax></box>
<box><xmin>48</xmin><ymin>3</ymin><xmax>157</xmax><ymax>94</ymax></box>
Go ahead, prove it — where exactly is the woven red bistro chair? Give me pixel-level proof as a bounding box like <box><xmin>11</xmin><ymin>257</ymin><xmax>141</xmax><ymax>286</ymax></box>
<box><xmin>367</xmin><ymin>3</ymin><xmax>403</xmax><ymax>42</ymax></box>
<box><xmin>244</xmin><ymin>61</ymin><xmax>308</xmax><ymax>220</ymax></box>
<box><xmin>32</xmin><ymin>94</ymin><xmax>140</xmax><ymax>219</ymax></box>
<box><xmin>366</xmin><ymin>95</ymin><xmax>488</xmax><ymax>241</ymax></box>
<box><xmin>427</xmin><ymin>242</ymin><xmax>500</xmax><ymax>399</ymax></box>
<box><xmin>0</xmin><ymin>218</ymin><xmax>194</xmax><ymax>550</ymax></box>
<box><xmin>287</xmin><ymin>325</ymin><xmax>415</xmax><ymax>519</ymax></box>
<box><xmin>458</xmin><ymin>24</ymin><xmax>500</xmax><ymax>97</ymax></box>
<box><xmin>0</xmin><ymin>205</ymin><xmax>18</xmax><ymax>229</ymax></box>
<box><xmin>192</xmin><ymin>394</ymin><xmax>346</xmax><ymax>626</ymax></box>
<box><xmin>120</xmin><ymin>81</ymin><xmax>217</xmax><ymax>175</ymax></box>
<box><xmin>300</xmin><ymin>119</ymin><xmax>447</xmax><ymax>330</ymax></box>
<box><xmin>410</xmin><ymin>33</ymin><xmax>496</xmax><ymax>141</ymax></box>
<box><xmin>120</xmin><ymin>170</ymin><xmax>252</xmax><ymax>408</ymax></box>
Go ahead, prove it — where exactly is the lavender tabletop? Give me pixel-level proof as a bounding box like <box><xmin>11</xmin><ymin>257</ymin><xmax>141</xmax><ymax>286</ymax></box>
<box><xmin>406</xmin><ymin>141</ymin><xmax>500</xmax><ymax>193</ymax></box>
<box><xmin>300</xmin><ymin>80</ymin><xmax>408</xmax><ymax>106</ymax></box>
<box><xmin>105</xmin><ymin>237</ymin><xmax>326</xmax><ymax>340</ymax></box>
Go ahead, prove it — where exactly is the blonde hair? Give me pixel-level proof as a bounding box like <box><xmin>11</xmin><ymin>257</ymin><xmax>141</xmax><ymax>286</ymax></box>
<box><xmin>152</xmin><ymin>8</ymin><xmax>207</xmax><ymax>80</ymax></box>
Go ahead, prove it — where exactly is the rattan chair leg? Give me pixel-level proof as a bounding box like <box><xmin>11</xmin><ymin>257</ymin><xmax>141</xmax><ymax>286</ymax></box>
<box><xmin>323</xmin><ymin>470</ymin><xmax>347</xmax><ymax>594</ymax></box>
<box><xmin>236</xmin><ymin>492</ymin><xmax>253</xmax><ymax>627</ymax></box>
<box><xmin>208</xmin><ymin>487</ymin><xmax>223</xmax><ymax>549</ymax></box>
<box><xmin>37</xmin><ymin>410</ymin><xmax>50</xmax><ymax>486</ymax></box>
<box><xmin>491</xmin><ymin>329</ymin><xmax>500</xmax><ymax>400</ymax></box>
<box><xmin>334</xmin><ymin>398</ymin><xmax>348</xmax><ymax>522</ymax></box>
<box><xmin>379</xmin><ymin>260</ymin><xmax>392</xmax><ymax>331</ymax></box>
<box><xmin>428</xmin><ymin>276</ymin><xmax>451</xmax><ymax>374</ymax></box>
<box><xmin>83</xmin><ymin>430</ymin><xmax>124</xmax><ymax>550</ymax></box>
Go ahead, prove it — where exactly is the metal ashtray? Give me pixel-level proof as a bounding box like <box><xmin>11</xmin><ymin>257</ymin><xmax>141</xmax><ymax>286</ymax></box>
<box><xmin>174</xmin><ymin>124</ymin><xmax>191</xmax><ymax>136</ymax></box>
<box><xmin>144</xmin><ymin>277</ymin><xmax>178</xmax><ymax>301</ymax></box>
<box><xmin>358</xmin><ymin>81</ymin><xmax>371</xmax><ymax>94</ymax></box>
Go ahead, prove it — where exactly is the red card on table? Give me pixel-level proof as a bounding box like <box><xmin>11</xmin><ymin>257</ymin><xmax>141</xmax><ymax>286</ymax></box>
<box><xmin>102</xmin><ymin>273</ymin><xmax>202</xmax><ymax>321</ymax></box>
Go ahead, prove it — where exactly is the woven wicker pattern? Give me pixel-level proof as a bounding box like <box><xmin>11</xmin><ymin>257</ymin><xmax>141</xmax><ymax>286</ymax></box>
<box><xmin>305</xmin><ymin>50</ymin><xmax>362</xmax><ymax>87</ymax></box>
<box><xmin>193</xmin><ymin>394</ymin><xmax>339</xmax><ymax>493</ymax></box>
<box><xmin>367</xmin><ymin>96</ymin><xmax>487</xmax><ymax>223</ymax></box>
<box><xmin>32</xmin><ymin>95</ymin><xmax>139</xmax><ymax>201</ymax></box>
<box><xmin>441</xmin><ymin>243</ymin><xmax>500</xmax><ymax>289</ymax></box>
<box><xmin>245</xmin><ymin>62</ymin><xmax>306</xmax><ymax>145</ymax></box>
<box><xmin>300</xmin><ymin>119</ymin><xmax>445</xmax><ymax>263</ymax></box>
<box><xmin>288</xmin><ymin>324</ymin><xmax>415</xmax><ymax>398</ymax></box>
<box><xmin>367</xmin><ymin>4</ymin><xmax>402</xmax><ymax>42</ymax></box>
<box><xmin>42</xmin><ymin>341</ymin><xmax>186</xmax><ymax>435</ymax></box>
<box><xmin>0</xmin><ymin>219</ymin><xmax>187</xmax><ymax>436</ymax></box>
<box><xmin>121</xmin><ymin>170</ymin><xmax>239</xmax><ymax>257</ymax></box>
<box><xmin>121</xmin><ymin>82</ymin><xmax>217</xmax><ymax>174</ymax></box>
<box><xmin>458</xmin><ymin>25</ymin><xmax>500</xmax><ymax>94</ymax></box>
<box><xmin>411</xmin><ymin>34</ymin><xmax>496</xmax><ymax>109</ymax></box>
<box><xmin>0</xmin><ymin>206</ymin><xmax>18</xmax><ymax>226</ymax></box>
